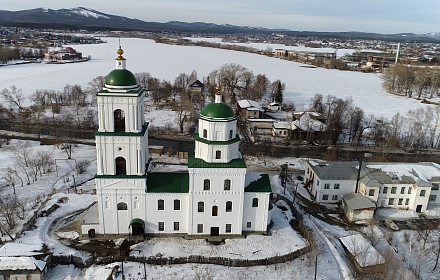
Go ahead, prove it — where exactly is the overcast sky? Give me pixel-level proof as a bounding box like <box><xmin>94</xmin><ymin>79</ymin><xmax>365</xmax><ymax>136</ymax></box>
<box><xmin>3</xmin><ymin>1</ymin><xmax>439</xmax><ymax>34</ymax></box>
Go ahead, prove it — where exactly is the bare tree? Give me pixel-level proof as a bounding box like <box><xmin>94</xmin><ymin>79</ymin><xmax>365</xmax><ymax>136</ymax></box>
<box><xmin>252</xmin><ymin>74</ymin><xmax>270</xmax><ymax>100</ymax></box>
<box><xmin>414</xmin><ymin>67</ymin><xmax>430</xmax><ymax>99</ymax></box>
<box><xmin>0</xmin><ymin>85</ymin><xmax>24</xmax><ymax>109</ymax></box>
<box><xmin>60</xmin><ymin>142</ymin><xmax>74</xmax><ymax>159</ymax></box>
<box><xmin>174</xmin><ymin>96</ymin><xmax>193</xmax><ymax>133</ymax></box>
<box><xmin>218</xmin><ymin>63</ymin><xmax>250</xmax><ymax>104</ymax></box>
<box><xmin>431</xmin><ymin>232</ymin><xmax>440</xmax><ymax>271</ymax></box>
<box><xmin>0</xmin><ymin>195</ymin><xmax>18</xmax><ymax>229</ymax></box>
<box><xmin>76</xmin><ymin>160</ymin><xmax>91</xmax><ymax>174</ymax></box>
<box><xmin>0</xmin><ymin>167</ymin><xmax>19</xmax><ymax>194</ymax></box>
<box><xmin>309</xmin><ymin>93</ymin><xmax>325</xmax><ymax>114</ymax></box>
<box><xmin>13</xmin><ymin>141</ymin><xmax>32</xmax><ymax>168</ymax></box>
<box><xmin>418</xmin><ymin>227</ymin><xmax>432</xmax><ymax>250</ymax></box>
<box><xmin>85</xmin><ymin>76</ymin><xmax>105</xmax><ymax>106</ymax></box>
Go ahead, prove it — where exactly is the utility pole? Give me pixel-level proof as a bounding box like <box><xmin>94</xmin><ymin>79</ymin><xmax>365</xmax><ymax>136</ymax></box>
<box><xmin>356</xmin><ymin>153</ymin><xmax>371</xmax><ymax>193</ymax></box>
<box><xmin>72</xmin><ymin>175</ymin><xmax>77</xmax><ymax>193</ymax></box>
<box><xmin>314</xmin><ymin>254</ymin><xmax>318</xmax><ymax>280</ymax></box>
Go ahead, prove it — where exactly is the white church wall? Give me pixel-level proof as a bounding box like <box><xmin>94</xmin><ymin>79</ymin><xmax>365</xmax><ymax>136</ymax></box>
<box><xmin>198</xmin><ymin>119</ymin><xmax>236</xmax><ymax>142</ymax></box>
<box><xmin>188</xmin><ymin>192</ymin><xmax>244</xmax><ymax>235</ymax></box>
<box><xmin>194</xmin><ymin>141</ymin><xmax>240</xmax><ymax>163</ymax></box>
<box><xmin>145</xmin><ymin>194</ymin><xmax>189</xmax><ymax>234</ymax></box>
<box><xmin>242</xmin><ymin>193</ymin><xmax>270</xmax><ymax>232</ymax></box>
<box><xmin>188</xmin><ymin>167</ymin><xmax>246</xmax><ymax>235</ymax></box>
<box><xmin>96</xmin><ymin>136</ymin><xmax>148</xmax><ymax>176</ymax></box>
<box><xmin>96</xmin><ymin>179</ymin><xmax>147</xmax><ymax>234</ymax></box>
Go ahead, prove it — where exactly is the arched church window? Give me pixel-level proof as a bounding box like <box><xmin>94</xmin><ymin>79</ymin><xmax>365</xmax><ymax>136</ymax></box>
<box><xmin>226</xmin><ymin>201</ymin><xmax>233</xmax><ymax>212</ymax></box>
<box><xmin>203</xmin><ymin>129</ymin><xmax>207</xmax><ymax>138</ymax></box>
<box><xmin>203</xmin><ymin>179</ymin><xmax>210</xmax><ymax>191</ymax></box>
<box><xmin>215</xmin><ymin>150</ymin><xmax>221</xmax><ymax>159</ymax></box>
<box><xmin>252</xmin><ymin>198</ymin><xmax>259</xmax><ymax>207</ymax></box>
<box><xmin>229</xmin><ymin>129</ymin><xmax>233</xmax><ymax>139</ymax></box>
<box><xmin>198</xmin><ymin>201</ymin><xmax>204</xmax><ymax>212</ymax></box>
<box><xmin>212</xmin><ymin>205</ymin><xmax>218</xmax><ymax>216</ymax></box>
<box><xmin>224</xmin><ymin>179</ymin><xmax>231</xmax><ymax>191</ymax></box>
<box><xmin>158</xmin><ymin>199</ymin><xmax>164</xmax><ymax>210</ymax></box>
<box><xmin>117</xmin><ymin>202</ymin><xmax>127</xmax><ymax>210</ymax></box>
<box><xmin>115</xmin><ymin>157</ymin><xmax>126</xmax><ymax>175</ymax></box>
<box><xmin>114</xmin><ymin>109</ymin><xmax>125</xmax><ymax>132</ymax></box>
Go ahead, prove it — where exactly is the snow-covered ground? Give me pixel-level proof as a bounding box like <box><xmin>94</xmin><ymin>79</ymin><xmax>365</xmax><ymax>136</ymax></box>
<box><xmin>1</xmin><ymin>139</ymin><xmax>440</xmax><ymax>279</ymax></box>
<box><xmin>1</xmin><ymin>36</ymin><xmax>440</xmax><ymax>279</ymax></box>
<box><xmin>0</xmin><ymin>37</ymin><xmax>431</xmax><ymax>120</ymax></box>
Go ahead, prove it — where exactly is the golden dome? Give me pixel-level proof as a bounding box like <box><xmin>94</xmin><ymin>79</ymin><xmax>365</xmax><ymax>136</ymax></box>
<box><xmin>116</xmin><ymin>46</ymin><xmax>126</xmax><ymax>61</ymax></box>
<box><xmin>216</xmin><ymin>83</ymin><xmax>222</xmax><ymax>95</ymax></box>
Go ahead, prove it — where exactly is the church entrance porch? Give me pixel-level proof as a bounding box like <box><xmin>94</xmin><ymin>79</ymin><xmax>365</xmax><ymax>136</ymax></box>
<box><xmin>210</xmin><ymin>227</ymin><xmax>219</xmax><ymax>236</ymax></box>
<box><xmin>129</xmin><ymin>218</ymin><xmax>145</xmax><ymax>236</ymax></box>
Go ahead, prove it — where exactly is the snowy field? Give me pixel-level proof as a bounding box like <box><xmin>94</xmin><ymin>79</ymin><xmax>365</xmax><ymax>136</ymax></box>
<box><xmin>0</xmin><ymin>37</ymin><xmax>429</xmax><ymax>119</ymax></box>
<box><xmin>1</xmin><ymin>139</ymin><xmax>440</xmax><ymax>279</ymax></box>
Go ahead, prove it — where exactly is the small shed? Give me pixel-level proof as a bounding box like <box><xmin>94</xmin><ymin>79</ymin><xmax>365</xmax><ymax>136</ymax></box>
<box><xmin>267</xmin><ymin>102</ymin><xmax>281</xmax><ymax>112</ymax></box>
<box><xmin>248</xmin><ymin>119</ymin><xmax>275</xmax><ymax>135</ymax></box>
<box><xmin>0</xmin><ymin>256</ymin><xmax>49</xmax><ymax>280</ymax></box>
<box><xmin>340</xmin><ymin>234</ymin><xmax>385</xmax><ymax>276</ymax></box>
<box><xmin>342</xmin><ymin>193</ymin><xmax>376</xmax><ymax>223</ymax></box>
<box><xmin>272</xmin><ymin>121</ymin><xmax>291</xmax><ymax>138</ymax></box>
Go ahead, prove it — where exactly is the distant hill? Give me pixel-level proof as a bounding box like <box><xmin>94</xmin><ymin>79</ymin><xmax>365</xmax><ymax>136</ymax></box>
<box><xmin>0</xmin><ymin>7</ymin><xmax>438</xmax><ymax>42</ymax></box>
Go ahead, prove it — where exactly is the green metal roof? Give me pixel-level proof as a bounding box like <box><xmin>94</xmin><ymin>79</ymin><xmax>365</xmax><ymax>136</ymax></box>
<box><xmin>105</xmin><ymin>69</ymin><xmax>137</xmax><ymax>87</ymax></box>
<box><xmin>147</xmin><ymin>172</ymin><xmax>189</xmax><ymax>193</ymax></box>
<box><xmin>130</xmin><ymin>218</ymin><xmax>145</xmax><ymax>227</ymax></box>
<box><xmin>95</xmin><ymin>123</ymin><xmax>149</xmax><ymax>136</ymax></box>
<box><xmin>200</xmin><ymin>103</ymin><xmax>235</xmax><ymax>119</ymax></box>
<box><xmin>188</xmin><ymin>156</ymin><xmax>247</xmax><ymax>169</ymax></box>
<box><xmin>245</xmin><ymin>174</ymin><xmax>272</xmax><ymax>192</ymax></box>
<box><xmin>194</xmin><ymin>133</ymin><xmax>240</xmax><ymax>145</ymax></box>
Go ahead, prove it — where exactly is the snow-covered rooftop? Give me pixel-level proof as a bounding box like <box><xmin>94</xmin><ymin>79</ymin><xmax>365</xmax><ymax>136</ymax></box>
<box><xmin>0</xmin><ymin>243</ymin><xmax>43</xmax><ymax>257</ymax></box>
<box><xmin>0</xmin><ymin>256</ymin><xmax>47</xmax><ymax>271</ymax></box>
<box><xmin>339</xmin><ymin>234</ymin><xmax>385</xmax><ymax>267</ymax></box>
<box><xmin>366</xmin><ymin>162</ymin><xmax>440</xmax><ymax>182</ymax></box>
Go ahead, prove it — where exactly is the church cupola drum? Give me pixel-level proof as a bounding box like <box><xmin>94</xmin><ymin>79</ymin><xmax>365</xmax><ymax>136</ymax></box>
<box><xmin>195</xmin><ymin>84</ymin><xmax>241</xmax><ymax>163</ymax></box>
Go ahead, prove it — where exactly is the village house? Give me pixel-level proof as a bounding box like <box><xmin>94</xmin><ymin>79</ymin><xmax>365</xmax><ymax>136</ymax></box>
<box><xmin>248</xmin><ymin>119</ymin><xmax>276</xmax><ymax>136</ymax></box>
<box><xmin>236</xmin><ymin>99</ymin><xmax>264</xmax><ymax>119</ymax></box>
<box><xmin>0</xmin><ymin>243</ymin><xmax>50</xmax><ymax>280</ymax></box>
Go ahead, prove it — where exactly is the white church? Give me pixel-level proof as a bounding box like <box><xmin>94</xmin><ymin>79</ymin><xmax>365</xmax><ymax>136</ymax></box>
<box><xmin>81</xmin><ymin>47</ymin><xmax>272</xmax><ymax>238</ymax></box>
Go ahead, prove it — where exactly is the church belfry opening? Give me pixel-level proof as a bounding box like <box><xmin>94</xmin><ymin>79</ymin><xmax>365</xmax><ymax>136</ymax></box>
<box><xmin>114</xmin><ymin>109</ymin><xmax>125</xmax><ymax>132</ymax></box>
<box><xmin>115</xmin><ymin>157</ymin><xmax>126</xmax><ymax>175</ymax></box>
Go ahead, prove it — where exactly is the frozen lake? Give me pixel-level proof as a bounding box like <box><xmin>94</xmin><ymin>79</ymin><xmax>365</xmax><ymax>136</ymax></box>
<box><xmin>0</xmin><ymin>37</ymin><xmax>426</xmax><ymax>119</ymax></box>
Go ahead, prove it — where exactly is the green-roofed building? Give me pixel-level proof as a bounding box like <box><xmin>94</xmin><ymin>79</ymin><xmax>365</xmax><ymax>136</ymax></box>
<box><xmin>83</xmin><ymin>47</ymin><xmax>272</xmax><ymax>239</ymax></box>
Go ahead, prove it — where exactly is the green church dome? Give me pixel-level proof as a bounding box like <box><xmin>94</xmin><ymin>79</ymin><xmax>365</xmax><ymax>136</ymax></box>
<box><xmin>105</xmin><ymin>69</ymin><xmax>137</xmax><ymax>87</ymax></box>
<box><xmin>200</xmin><ymin>103</ymin><xmax>235</xmax><ymax>119</ymax></box>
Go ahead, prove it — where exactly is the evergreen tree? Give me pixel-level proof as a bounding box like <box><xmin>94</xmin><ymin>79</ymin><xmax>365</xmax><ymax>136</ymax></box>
<box><xmin>274</xmin><ymin>80</ymin><xmax>283</xmax><ymax>103</ymax></box>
